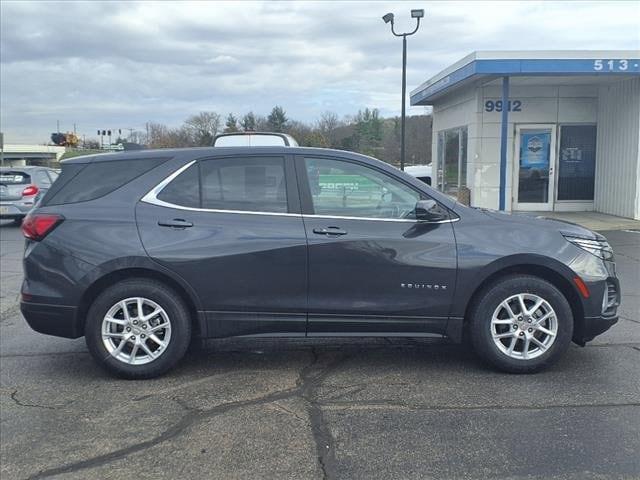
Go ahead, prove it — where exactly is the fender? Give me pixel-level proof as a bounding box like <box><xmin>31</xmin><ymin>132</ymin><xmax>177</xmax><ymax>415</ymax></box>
<box><xmin>77</xmin><ymin>255</ymin><xmax>205</xmax><ymax>314</ymax></box>
<box><xmin>451</xmin><ymin>253</ymin><xmax>585</xmax><ymax>318</ymax></box>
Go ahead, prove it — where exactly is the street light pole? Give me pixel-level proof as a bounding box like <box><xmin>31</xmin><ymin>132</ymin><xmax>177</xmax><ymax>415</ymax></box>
<box><xmin>401</xmin><ymin>34</ymin><xmax>407</xmax><ymax>172</ymax></box>
<box><xmin>383</xmin><ymin>9</ymin><xmax>424</xmax><ymax>171</ymax></box>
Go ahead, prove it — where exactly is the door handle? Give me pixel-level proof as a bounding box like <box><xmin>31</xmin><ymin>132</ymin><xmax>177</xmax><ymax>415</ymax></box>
<box><xmin>313</xmin><ymin>227</ymin><xmax>348</xmax><ymax>236</ymax></box>
<box><xmin>158</xmin><ymin>218</ymin><xmax>194</xmax><ymax>229</ymax></box>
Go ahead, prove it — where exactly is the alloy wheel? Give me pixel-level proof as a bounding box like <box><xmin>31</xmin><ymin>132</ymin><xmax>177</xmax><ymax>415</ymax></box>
<box><xmin>490</xmin><ymin>293</ymin><xmax>558</xmax><ymax>360</ymax></box>
<box><xmin>101</xmin><ymin>297</ymin><xmax>172</xmax><ymax>365</ymax></box>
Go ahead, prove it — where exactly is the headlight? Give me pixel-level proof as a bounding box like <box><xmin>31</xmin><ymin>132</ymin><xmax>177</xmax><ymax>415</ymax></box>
<box><xmin>563</xmin><ymin>235</ymin><xmax>614</xmax><ymax>261</ymax></box>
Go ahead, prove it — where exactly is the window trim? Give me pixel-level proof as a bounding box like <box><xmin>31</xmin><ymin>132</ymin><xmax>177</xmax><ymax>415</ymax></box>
<box><xmin>142</xmin><ymin>156</ymin><xmax>301</xmax><ymax>217</ymax></box>
<box><xmin>142</xmin><ymin>155</ymin><xmax>458</xmax><ymax>223</ymax></box>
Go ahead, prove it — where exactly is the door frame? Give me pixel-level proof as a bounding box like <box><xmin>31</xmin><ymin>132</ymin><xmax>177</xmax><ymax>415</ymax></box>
<box><xmin>512</xmin><ymin>124</ymin><xmax>557</xmax><ymax>212</ymax></box>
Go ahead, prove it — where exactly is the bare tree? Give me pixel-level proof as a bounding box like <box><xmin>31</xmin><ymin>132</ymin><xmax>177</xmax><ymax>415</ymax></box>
<box><xmin>316</xmin><ymin>111</ymin><xmax>340</xmax><ymax>134</ymax></box>
<box><xmin>184</xmin><ymin>111</ymin><xmax>221</xmax><ymax>146</ymax></box>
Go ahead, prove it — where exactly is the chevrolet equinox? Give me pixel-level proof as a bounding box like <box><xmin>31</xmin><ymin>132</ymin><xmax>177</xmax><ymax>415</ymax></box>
<box><xmin>20</xmin><ymin>147</ymin><xmax>620</xmax><ymax>378</ymax></box>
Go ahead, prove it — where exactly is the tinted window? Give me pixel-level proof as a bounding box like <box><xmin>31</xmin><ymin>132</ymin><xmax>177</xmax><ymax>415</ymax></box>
<box><xmin>200</xmin><ymin>157</ymin><xmax>287</xmax><ymax>213</ymax></box>
<box><xmin>46</xmin><ymin>158</ymin><xmax>164</xmax><ymax>205</ymax></box>
<box><xmin>304</xmin><ymin>157</ymin><xmax>420</xmax><ymax>219</ymax></box>
<box><xmin>157</xmin><ymin>164</ymin><xmax>200</xmax><ymax>208</ymax></box>
<box><xmin>0</xmin><ymin>171</ymin><xmax>30</xmax><ymax>184</ymax></box>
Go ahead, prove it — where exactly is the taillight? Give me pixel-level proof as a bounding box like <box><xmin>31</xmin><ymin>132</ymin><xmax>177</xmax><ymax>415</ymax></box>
<box><xmin>22</xmin><ymin>185</ymin><xmax>39</xmax><ymax>197</ymax></box>
<box><xmin>21</xmin><ymin>213</ymin><xmax>64</xmax><ymax>241</ymax></box>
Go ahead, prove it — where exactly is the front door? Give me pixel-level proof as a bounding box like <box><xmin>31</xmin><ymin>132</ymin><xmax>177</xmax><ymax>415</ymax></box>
<box><xmin>296</xmin><ymin>155</ymin><xmax>457</xmax><ymax>336</ymax></box>
<box><xmin>513</xmin><ymin>125</ymin><xmax>556</xmax><ymax>211</ymax></box>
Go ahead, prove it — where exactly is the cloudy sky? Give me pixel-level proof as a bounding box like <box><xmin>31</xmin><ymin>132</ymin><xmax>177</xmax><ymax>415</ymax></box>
<box><xmin>1</xmin><ymin>1</ymin><xmax>639</xmax><ymax>144</ymax></box>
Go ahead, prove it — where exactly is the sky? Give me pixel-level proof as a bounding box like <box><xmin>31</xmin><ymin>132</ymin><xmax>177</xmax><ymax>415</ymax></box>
<box><xmin>1</xmin><ymin>0</ymin><xmax>639</xmax><ymax>144</ymax></box>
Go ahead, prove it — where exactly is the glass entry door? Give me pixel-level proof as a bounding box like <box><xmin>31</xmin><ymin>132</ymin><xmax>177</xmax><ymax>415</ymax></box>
<box><xmin>513</xmin><ymin>125</ymin><xmax>556</xmax><ymax>211</ymax></box>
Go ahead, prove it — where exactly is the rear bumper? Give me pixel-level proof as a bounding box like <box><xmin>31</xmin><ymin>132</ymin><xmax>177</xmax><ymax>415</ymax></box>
<box><xmin>20</xmin><ymin>301</ymin><xmax>82</xmax><ymax>339</ymax></box>
<box><xmin>0</xmin><ymin>202</ymin><xmax>32</xmax><ymax>217</ymax></box>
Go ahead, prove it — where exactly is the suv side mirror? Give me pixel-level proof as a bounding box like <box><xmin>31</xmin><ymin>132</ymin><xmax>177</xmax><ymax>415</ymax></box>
<box><xmin>414</xmin><ymin>199</ymin><xmax>449</xmax><ymax>222</ymax></box>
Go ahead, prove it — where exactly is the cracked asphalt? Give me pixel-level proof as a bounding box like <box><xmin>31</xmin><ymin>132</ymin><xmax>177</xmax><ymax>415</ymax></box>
<box><xmin>1</xmin><ymin>222</ymin><xmax>639</xmax><ymax>480</ymax></box>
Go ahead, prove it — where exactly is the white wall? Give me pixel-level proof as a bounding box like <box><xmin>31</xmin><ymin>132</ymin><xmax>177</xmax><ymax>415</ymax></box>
<box><xmin>594</xmin><ymin>78</ymin><xmax>640</xmax><ymax>220</ymax></box>
<box><xmin>431</xmin><ymin>81</ymin><xmax>604</xmax><ymax>211</ymax></box>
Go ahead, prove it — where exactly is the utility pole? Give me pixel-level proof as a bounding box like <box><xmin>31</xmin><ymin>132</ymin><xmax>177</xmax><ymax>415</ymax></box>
<box><xmin>0</xmin><ymin>132</ymin><xmax>4</xmax><ymax>167</ymax></box>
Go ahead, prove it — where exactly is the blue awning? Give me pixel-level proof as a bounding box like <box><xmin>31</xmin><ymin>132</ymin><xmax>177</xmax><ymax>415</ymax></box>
<box><xmin>411</xmin><ymin>53</ymin><xmax>640</xmax><ymax>105</ymax></box>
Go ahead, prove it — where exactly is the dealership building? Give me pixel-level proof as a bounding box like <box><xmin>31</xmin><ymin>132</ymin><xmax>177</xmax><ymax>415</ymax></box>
<box><xmin>410</xmin><ymin>51</ymin><xmax>640</xmax><ymax>220</ymax></box>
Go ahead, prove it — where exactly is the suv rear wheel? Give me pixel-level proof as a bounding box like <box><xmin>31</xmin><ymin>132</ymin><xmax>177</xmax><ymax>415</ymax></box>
<box><xmin>85</xmin><ymin>278</ymin><xmax>192</xmax><ymax>379</ymax></box>
<box><xmin>469</xmin><ymin>275</ymin><xmax>573</xmax><ymax>373</ymax></box>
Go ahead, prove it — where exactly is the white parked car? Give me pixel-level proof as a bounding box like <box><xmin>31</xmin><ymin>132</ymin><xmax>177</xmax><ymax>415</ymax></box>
<box><xmin>404</xmin><ymin>164</ymin><xmax>432</xmax><ymax>186</ymax></box>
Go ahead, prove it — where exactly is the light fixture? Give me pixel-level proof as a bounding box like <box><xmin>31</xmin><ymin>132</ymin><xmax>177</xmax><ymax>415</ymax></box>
<box><xmin>411</xmin><ymin>9</ymin><xmax>424</xmax><ymax>18</ymax></box>
<box><xmin>382</xmin><ymin>13</ymin><xmax>394</xmax><ymax>24</ymax></box>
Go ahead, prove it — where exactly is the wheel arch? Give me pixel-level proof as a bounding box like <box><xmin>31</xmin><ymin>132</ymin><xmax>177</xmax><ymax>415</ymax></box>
<box><xmin>78</xmin><ymin>266</ymin><xmax>205</xmax><ymax>338</ymax></box>
<box><xmin>461</xmin><ymin>260</ymin><xmax>585</xmax><ymax>340</ymax></box>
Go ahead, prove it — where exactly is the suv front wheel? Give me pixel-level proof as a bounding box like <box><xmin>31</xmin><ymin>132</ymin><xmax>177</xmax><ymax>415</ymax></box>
<box><xmin>469</xmin><ymin>275</ymin><xmax>573</xmax><ymax>373</ymax></box>
<box><xmin>85</xmin><ymin>278</ymin><xmax>192</xmax><ymax>379</ymax></box>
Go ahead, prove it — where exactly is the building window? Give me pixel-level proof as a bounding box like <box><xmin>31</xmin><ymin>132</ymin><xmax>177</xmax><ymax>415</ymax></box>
<box><xmin>437</xmin><ymin>126</ymin><xmax>467</xmax><ymax>196</ymax></box>
<box><xmin>557</xmin><ymin>125</ymin><xmax>597</xmax><ymax>201</ymax></box>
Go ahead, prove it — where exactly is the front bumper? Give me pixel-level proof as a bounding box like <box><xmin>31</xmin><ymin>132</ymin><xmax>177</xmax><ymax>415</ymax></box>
<box><xmin>21</xmin><ymin>301</ymin><xmax>82</xmax><ymax>338</ymax></box>
<box><xmin>575</xmin><ymin>314</ymin><xmax>619</xmax><ymax>345</ymax></box>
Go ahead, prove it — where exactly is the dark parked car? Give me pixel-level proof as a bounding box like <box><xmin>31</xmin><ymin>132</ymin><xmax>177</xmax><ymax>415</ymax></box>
<box><xmin>0</xmin><ymin>166</ymin><xmax>59</xmax><ymax>224</ymax></box>
<box><xmin>20</xmin><ymin>147</ymin><xmax>619</xmax><ymax>378</ymax></box>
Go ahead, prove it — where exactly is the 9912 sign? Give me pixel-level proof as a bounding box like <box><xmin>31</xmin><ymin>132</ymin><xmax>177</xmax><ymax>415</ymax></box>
<box><xmin>485</xmin><ymin>100</ymin><xmax>522</xmax><ymax>112</ymax></box>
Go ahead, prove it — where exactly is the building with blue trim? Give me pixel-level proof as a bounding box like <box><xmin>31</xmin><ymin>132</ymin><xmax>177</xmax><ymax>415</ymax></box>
<box><xmin>410</xmin><ymin>51</ymin><xmax>640</xmax><ymax>220</ymax></box>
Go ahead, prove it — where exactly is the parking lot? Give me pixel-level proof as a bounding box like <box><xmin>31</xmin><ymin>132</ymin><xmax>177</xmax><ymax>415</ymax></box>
<box><xmin>1</xmin><ymin>221</ymin><xmax>639</xmax><ymax>480</ymax></box>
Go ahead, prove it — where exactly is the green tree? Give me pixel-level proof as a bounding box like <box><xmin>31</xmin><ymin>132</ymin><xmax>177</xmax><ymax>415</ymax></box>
<box><xmin>224</xmin><ymin>113</ymin><xmax>239</xmax><ymax>133</ymax></box>
<box><xmin>353</xmin><ymin>108</ymin><xmax>383</xmax><ymax>156</ymax></box>
<box><xmin>241</xmin><ymin>112</ymin><xmax>257</xmax><ymax>131</ymax></box>
<box><xmin>267</xmin><ymin>105</ymin><xmax>288</xmax><ymax>132</ymax></box>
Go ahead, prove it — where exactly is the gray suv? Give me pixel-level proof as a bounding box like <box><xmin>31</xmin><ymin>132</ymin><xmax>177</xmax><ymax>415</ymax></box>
<box><xmin>20</xmin><ymin>147</ymin><xmax>620</xmax><ymax>378</ymax></box>
<box><xmin>0</xmin><ymin>166</ymin><xmax>59</xmax><ymax>224</ymax></box>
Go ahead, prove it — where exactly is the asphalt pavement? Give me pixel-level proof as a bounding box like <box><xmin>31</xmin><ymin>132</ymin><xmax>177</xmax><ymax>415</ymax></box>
<box><xmin>1</xmin><ymin>221</ymin><xmax>639</xmax><ymax>480</ymax></box>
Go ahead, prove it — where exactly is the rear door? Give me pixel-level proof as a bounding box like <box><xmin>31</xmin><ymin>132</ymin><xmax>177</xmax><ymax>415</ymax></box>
<box><xmin>136</xmin><ymin>154</ymin><xmax>308</xmax><ymax>338</ymax></box>
<box><xmin>296</xmin><ymin>154</ymin><xmax>457</xmax><ymax>336</ymax></box>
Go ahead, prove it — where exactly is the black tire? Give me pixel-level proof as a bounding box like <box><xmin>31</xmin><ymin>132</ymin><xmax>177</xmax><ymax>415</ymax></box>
<box><xmin>85</xmin><ymin>278</ymin><xmax>192</xmax><ymax>379</ymax></box>
<box><xmin>469</xmin><ymin>274</ymin><xmax>573</xmax><ymax>373</ymax></box>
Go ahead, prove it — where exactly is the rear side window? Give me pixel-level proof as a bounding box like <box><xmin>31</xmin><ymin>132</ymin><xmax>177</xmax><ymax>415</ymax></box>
<box><xmin>44</xmin><ymin>158</ymin><xmax>164</xmax><ymax>205</ymax></box>
<box><xmin>155</xmin><ymin>157</ymin><xmax>288</xmax><ymax>213</ymax></box>
<box><xmin>157</xmin><ymin>164</ymin><xmax>200</xmax><ymax>208</ymax></box>
<box><xmin>200</xmin><ymin>157</ymin><xmax>287</xmax><ymax>213</ymax></box>
<box><xmin>34</xmin><ymin>171</ymin><xmax>52</xmax><ymax>187</ymax></box>
<box><xmin>0</xmin><ymin>171</ymin><xmax>30</xmax><ymax>185</ymax></box>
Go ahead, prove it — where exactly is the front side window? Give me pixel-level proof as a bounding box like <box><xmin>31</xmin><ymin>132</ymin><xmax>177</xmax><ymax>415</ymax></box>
<box><xmin>304</xmin><ymin>157</ymin><xmax>420</xmax><ymax>219</ymax></box>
